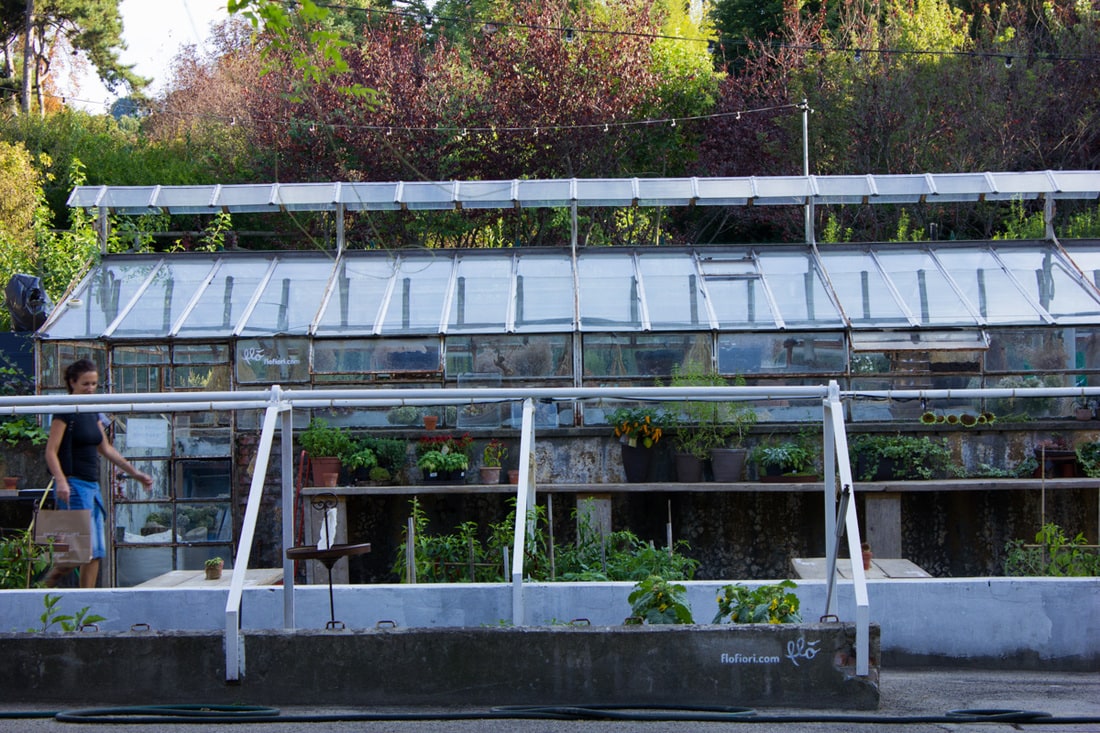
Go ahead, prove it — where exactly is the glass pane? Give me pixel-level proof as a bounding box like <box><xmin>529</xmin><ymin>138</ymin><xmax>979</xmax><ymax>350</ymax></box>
<box><xmin>718</xmin><ymin>332</ymin><xmax>846</xmax><ymax>374</ymax></box>
<box><xmin>115</xmin><ymin>546</ymin><xmax>173</xmax><ymax>587</ymax></box>
<box><xmin>175</xmin><ymin>258</ymin><xmax>271</xmax><ymax>336</ymax></box>
<box><xmin>112</xmin><ymin>345</ymin><xmax>169</xmax><ymax>393</ymax></box>
<box><xmin>515</xmin><ymin>254</ymin><xmax>574</xmax><ymax>331</ymax></box>
<box><xmin>757</xmin><ymin>251</ymin><xmax>844</xmax><ymax>327</ymax></box>
<box><xmin>116</xmin><ymin>502</ymin><xmax>175</xmax><ymax>542</ymax></box>
<box><xmin>173</xmin><ymin>343</ymin><xmax>229</xmax><ymax>364</ymax></box>
<box><xmin>235</xmin><ymin>337</ymin><xmax>311</xmax><ymax>383</ymax></box>
<box><xmin>577</xmin><ymin>253</ymin><xmax>641</xmax><ymax>329</ymax></box>
<box><xmin>936</xmin><ymin>248</ymin><xmax>1043</xmax><ymax>324</ymax></box>
<box><xmin>817</xmin><ymin>251</ymin><xmax>908</xmax><ymax>326</ymax></box>
<box><xmin>379</xmin><ymin>256</ymin><xmax>453</xmax><ymax>334</ymax></box>
<box><xmin>41</xmin><ymin>259</ymin><xmax>159</xmax><ymax>340</ymax></box>
<box><xmin>171</xmin><ymin>364</ymin><xmax>230</xmax><ymax>390</ymax></box>
<box><xmin>113</xmin><ymin>261</ymin><xmax>216</xmax><ymax>337</ymax></box>
<box><xmin>995</xmin><ymin>249</ymin><xmax>1100</xmax><ymax>322</ymax></box>
<box><xmin>874</xmin><ymin>251</ymin><xmax>978</xmax><ymax>326</ymax></box>
<box><xmin>241</xmin><ymin>258</ymin><xmax>332</xmax><ymax>335</ymax></box>
<box><xmin>177</xmin><ymin>503</ymin><xmax>232</xmax><ymax>543</ymax></box>
<box><xmin>985</xmin><ymin>329</ymin><xmax>1072</xmax><ymax>372</ymax></box>
<box><xmin>446</xmin><ymin>334</ymin><xmax>573</xmax><ymax>380</ymax></box>
<box><xmin>114</xmin><ymin>415</ymin><xmax>172</xmax><ymax>458</ymax></box>
<box><xmin>699</xmin><ymin>254</ymin><xmax>777</xmax><ymax>328</ymax></box>
<box><xmin>176</xmin><ymin>460</ymin><xmax>231</xmax><ymax>500</ymax></box>
<box><xmin>582</xmin><ymin>333</ymin><xmax>710</xmax><ymax>380</ymax></box>
<box><xmin>447</xmin><ymin>256</ymin><xmax>512</xmax><ymax>332</ymax></box>
<box><xmin>174</xmin><ymin>413</ymin><xmax>231</xmax><ymax>457</ymax></box>
<box><xmin>636</xmin><ymin>253</ymin><xmax>710</xmax><ymax>329</ymax></box>
<box><xmin>115</xmin><ymin>459</ymin><xmax>170</xmax><ymax>501</ymax></box>
<box><xmin>316</xmin><ymin>257</ymin><xmax>394</xmax><ymax>334</ymax></box>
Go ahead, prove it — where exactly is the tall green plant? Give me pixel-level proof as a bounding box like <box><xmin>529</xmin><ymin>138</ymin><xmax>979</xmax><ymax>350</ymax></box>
<box><xmin>668</xmin><ymin>362</ymin><xmax>756</xmax><ymax>459</ymax></box>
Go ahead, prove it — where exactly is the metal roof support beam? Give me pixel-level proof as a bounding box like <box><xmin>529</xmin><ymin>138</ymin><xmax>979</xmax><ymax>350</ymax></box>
<box><xmin>336</xmin><ymin>203</ymin><xmax>346</xmax><ymax>254</ymax></box>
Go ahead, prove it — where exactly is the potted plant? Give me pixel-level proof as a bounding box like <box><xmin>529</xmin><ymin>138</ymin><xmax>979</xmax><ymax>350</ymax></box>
<box><xmin>667</xmin><ymin>363</ymin><xmax>722</xmax><ymax>482</ymax></box>
<box><xmin>848</xmin><ymin>434</ymin><xmax>953</xmax><ymax>481</ymax></box>
<box><xmin>441</xmin><ymin>451</ymin><xmax>468</xmax><ymax>482</ymax></box>
<box><xmin>300</xmin><ymin>418</ymin><xmax>353</xmax><ymax>486</ymax></box>
<box><xmin>749</xmin><ymin>434</ymin><xmax>817</xmax><ymax>482</ymax></box>
<box><xmin>480</xmin><ymin>439</ymin><xmax>507</xmax><ymax>484</ymax></box>
<box><xmin>608</xmin><ymin>406</ymin><xmax>668</xmax><ymax>483</ymax></box>
<box><xmin>1074</xmin><ymin>399</ymin><xmax>1096</xmax><ymax>421</ymax></box>
<box><xmin>417</xmin><ymin>450</ymin><xmax>447</xmax><ymax>481</ymax></box>
<box><xmin>344</xmin><ymin>443</ymin><xmax>378</xmax><ymax>484</ymax></box>
<box><xmin>204</xmin><ymin>557</ymin><xmax>224</xmax><ymax>580</ymax></box>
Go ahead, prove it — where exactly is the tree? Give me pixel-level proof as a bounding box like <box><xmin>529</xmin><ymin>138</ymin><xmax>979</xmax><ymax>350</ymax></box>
<box><xmin>1</xmin><ymin>0</ymin><xmax>146</xmax><ymax>116</ymax></box>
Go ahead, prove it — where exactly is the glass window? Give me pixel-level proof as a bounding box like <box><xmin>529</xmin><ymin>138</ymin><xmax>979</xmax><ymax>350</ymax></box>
<box><xmin>379</xmin><ymin>255</ymin><xmax>453</xmax><ymax>334</ymax></box>
<box><xmin>446</xmin><ymin>334</ymin><xmax>573</xmax><ymax>380</ymax></box>
<box><xmin>175</xmin><ymin>258</ymin><xmax>271</xmax><ymax>337</ymax></box>
<box><xmin>240</xmin><ymin>258</ymin><xmax>332</xmax><ymax>336</ymax></box>
<box><xmin>995</xmin><ymin>249</ymin><xmax>1100</xmax><ymax>322</ymax></box>
<box><xmin>816</xmin><ymin>251</ymin><xmax>909</xmax><ymax>326</ymax></box>
<box><xmin>756</xmin><ymin>251</ymin><xmax>844</xmax><ymax>328</ymax></box>
<box><xmin>41</xmin><ymin>259</ymin><xmax>159</xmax><ymax>340</ymax></box>
<box><xmin>636</xmin><ymin>252</ymin><xmax>711</xmax><ymax>329</ymax></box>
<box><xmin>582</xmin><ymin>333</ymin><xmax>710</xmax><ymax>380</ymax></box>
<box><xmin>113</xmin><ymin>415</ymin><xmax>172</xmax><ymax>458</ymax></box>
<box><xmin>112</xmin><ymin>346</ymin><xmax>169</xmax><ymax>393</ymax></box>
<box><xmin>447</xmin><ymin>255</ymin><xmax>512</xmax><ymax>332</ymax></box>
<box><xmin>236</xmin><ymin>337</ymin><xmax>310</xmax><ymax>383</ymax></box>
<box><xmin>316</xmin><ymin>257</ymin><xmax>396</xmax><ymax>335</ymax></box>
<box><xmin>515</xmin><ymin>253</ymin><xmax>574</xmax><ymax>331</ymax></box>
<box><xmin>874</xmin><ymin>250</ymin><xmax>978</xmax><ymax>326</ymax></box>
<box><xmin>698</xmin><ymin>253</ymin><xmax>778</xmax><ymax>328</ymax></box>
<box><xmin>718</xmin><ymin>332</ymin><xmax>846</xmax><ymax>375</ymax></box>
<box><xmin>171</xmin><ymin>344</ymin><xmax>230</xmax><ymax>390</ymax></box>
<box><xmin>935</xmin><ymin>248</ymin><xmax>1045</xmax><ymax>324</ymax></box>
<box><xmin>577</xmin><ymin>253</ymin><xmax>641</xmax><ymax>330</ymax></box>
<box><xmin>112</xmin><ymin>260</ymin><xmax>217</xmax><ymax>337</ymax></box>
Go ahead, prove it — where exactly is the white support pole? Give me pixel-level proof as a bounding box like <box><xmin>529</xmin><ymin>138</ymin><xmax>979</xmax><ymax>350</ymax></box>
<box><xmin>801</xmin><ymin>99</ymin><xmax>814</xmax><ymax>245</ymax></box>
<box><xmin>225</xmin><ymin>393</ymin><xmax>283</xmax><ymax>682</ymax></box>
<box><xmin>511</xmin><ymin>398</ymin><xmax>536</xmax><ymax>626</ymax></box>
<box><xmin>281</xmin><ymin>404</ymin><xmax>296</xmax><ymax>629</ymax></box>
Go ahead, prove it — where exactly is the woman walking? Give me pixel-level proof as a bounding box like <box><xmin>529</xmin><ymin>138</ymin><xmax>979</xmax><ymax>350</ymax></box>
<box><xmin>44</xmin><ymin>359</ymin><xmax>153</xmax><ymax>587</ymax></box>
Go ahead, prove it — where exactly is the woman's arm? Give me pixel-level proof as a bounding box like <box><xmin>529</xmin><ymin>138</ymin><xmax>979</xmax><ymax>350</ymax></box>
<box><xmin>45</xmin><ymin>417</ymin><xmax>71</xmax><ymax>502</ymax></box>
<box><xmin>97</xmin><ymin>424</ymin><xmax>154</xmax><ymax>490</ymax></box>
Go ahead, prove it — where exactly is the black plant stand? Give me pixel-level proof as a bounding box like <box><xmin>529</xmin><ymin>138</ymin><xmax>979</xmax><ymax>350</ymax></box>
<box><xmin>285</xmin><ymin>494</ymin><xmax>371</xmax><ymax>630</ymax></box>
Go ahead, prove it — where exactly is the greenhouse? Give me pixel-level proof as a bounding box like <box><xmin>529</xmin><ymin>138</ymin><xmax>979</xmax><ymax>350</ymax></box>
<box><xmin>27</xmin><ymin>170</ymin><xmax>1100</xmax><ymax>585</ymax></box>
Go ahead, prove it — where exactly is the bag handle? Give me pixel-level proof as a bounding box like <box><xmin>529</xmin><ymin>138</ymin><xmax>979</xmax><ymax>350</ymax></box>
<box><xmin>28</xmin><ymin>478</ymin><xmax>55</xmax><ymax>535</ymax></box>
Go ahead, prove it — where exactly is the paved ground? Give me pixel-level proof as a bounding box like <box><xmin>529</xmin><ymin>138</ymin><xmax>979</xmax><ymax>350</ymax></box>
<box><xmin>1</xmin><ymin>668</ymin><xmax>1098</xmax><ymax>732</ymax></box>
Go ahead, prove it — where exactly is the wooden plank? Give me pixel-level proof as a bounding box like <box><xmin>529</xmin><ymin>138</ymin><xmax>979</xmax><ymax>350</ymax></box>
<box><xmin>865</xmin><ymin>493</ymin><xmax>902</xmax><ymax>558</ymax></box>
<box><xmin>791</xmin><ymin>557</ymin><xmax>930</xmax><ymax>580</ymax></box>
<box><xmin>135</xmin><ymin>568</ymin><xmax>284</xmax><ymax>588</ymax></box>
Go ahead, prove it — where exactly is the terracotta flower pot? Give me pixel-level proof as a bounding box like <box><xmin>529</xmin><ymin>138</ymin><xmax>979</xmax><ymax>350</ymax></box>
<box><xmin>2</xmin><ymin>476</ymin><xmax>18</xmax><ymax>491</ymax></box>
<box><xmin>507</xmin><ymin>469</ymin><xmax>520</xmax><ymax>484</ymax></box>
<box><xmin>479</xmin><ymin>466</ymin><xmax>501</xmax><ymax>484</ymax></box>
<box><xmin>861</xmin><ymin>543</ymin><xmax>873</xmax><ymax>571</ymax></box>
<box><xmin>205</xmin><ymin>562</ymin><xmax>224</xmax><ymax>580</ymax></box>
<box><xmin>423</xmin><ymin>415</ymin><xmax>438</xmax><ymax>430</ymax></box>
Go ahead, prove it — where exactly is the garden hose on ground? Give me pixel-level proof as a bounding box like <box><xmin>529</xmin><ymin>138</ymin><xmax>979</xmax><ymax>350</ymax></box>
<box><xmin>2</xmin><ymin>704</ymin><xmax>1099</xmax><ymax>726</ymax></box>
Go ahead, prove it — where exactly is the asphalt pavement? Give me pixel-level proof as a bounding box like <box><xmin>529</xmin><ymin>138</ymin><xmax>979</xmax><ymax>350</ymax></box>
<box><xmin>1</xmin><ymin>668</ymin><xmax>1098</xmax><ymax>732</ymax></box>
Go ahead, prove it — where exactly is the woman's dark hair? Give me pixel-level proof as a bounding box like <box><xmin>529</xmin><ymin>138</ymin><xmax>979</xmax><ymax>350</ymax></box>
<box><xmin>64</xmin><ymin>359</ymin><xmax>98</xmax><ymax>393</ymax></box>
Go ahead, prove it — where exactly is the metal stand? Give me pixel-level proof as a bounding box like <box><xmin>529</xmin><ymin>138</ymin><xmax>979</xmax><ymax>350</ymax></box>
<box><xmin>285</xmin><ymin>494</ymin><xmax>371</xmax><ymax>629</ymax></box>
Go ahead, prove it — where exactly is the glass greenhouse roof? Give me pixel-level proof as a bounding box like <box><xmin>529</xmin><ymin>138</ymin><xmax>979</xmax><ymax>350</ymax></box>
<box><xmin>39</xmin><ymin>242</ymin><xmax>1100</xmax><ymax>342</ymax></box>
<box><xmin>66</xmin><ymin>171</ymin><xmax>1100</xmax><ymax>214</ymax></box>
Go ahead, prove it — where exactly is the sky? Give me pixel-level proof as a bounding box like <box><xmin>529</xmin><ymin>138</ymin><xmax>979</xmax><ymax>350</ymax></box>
<box><xmin>63</xmin><ymin>0</ymin><xmax>230</xmax><ymax>112</ymax></box>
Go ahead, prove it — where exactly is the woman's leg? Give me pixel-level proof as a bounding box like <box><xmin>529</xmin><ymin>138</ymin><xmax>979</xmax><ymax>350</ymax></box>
<box><xmin>79</xmin><ymin>558</ymin><xmax>100</xmax><ymax>588</ymax></box>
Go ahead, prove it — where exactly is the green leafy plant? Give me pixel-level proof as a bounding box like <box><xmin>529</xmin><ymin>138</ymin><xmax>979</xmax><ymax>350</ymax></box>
<box><xmin>27</xmin><ymin>594</ymin><xmax>106</xmax><ymax>633</ymax></box>
<box><xmin>713</xmin><ymin>580</ymin><xmax>802</xmax><ymax>624</ymax></box>
<box><xmin>1075</xmin><ymin>441</ymin><xmax>1100</xmax><ymax>479</ymax></box>
<box><xmin>627</xmin><ymin>575</ymin><xmax>694</xmax><ymax>624</ymax></box>
<box><xmin>441</xmin><ymin>451</ymin><xmax>468</xmax><ymax>472</ymax></box>
<box><xmin>344</xmin><ymin>445</ymin><xmax>378</xmax><ymax>472</ymax></box>
<box><xmin>666</xmin><ymin>363</ymin><xmax>756</xmax><ymax>459</ymax></box>
<box><xmin>1004</xmin><ymin>523</ymin><xmax>1099</xmax><ymax>577</ymax></box>
<box><xmin>848</xmin><ymin>434</ymin><xmax>954</xmax><ymax>480</ymax></box>
<box><xmin>204</xmin><ymin>556</ymin><xmax>224</xmax><ymax>569</ymax></box>
<box><xmin>368</xmin><ymin>466</ymin><xmax>392</xmax><ymax>483</ymax></box>
<box><xmin>749</xmin><ymin>434</ymin><xmax>816</xmax><ymax>476</ymax></box>
<box><xmin>0</xmin><ymin>417</ymin><xmax>48</xmax><ymax>446</ymax></box>
<box><xmin>608</xmin><ymin>406</ymin><xmax>668</xmax><ymax>448</ymax></box>
<box><xmin>416</xmin><ymin>450</ymin><xmax>447</xmax><ymax>474</ymax></box>
<box><xmin>360</xmin><ymin>436</ymin><xmax>407</xmax><ymax>471</ymax></box>
<box><xmin>299</xmin><ymin>418</ymin><xmax>353</xmax><ymax>458</ymax></box>
<box><xmin>0</xmin><ymin>529</ymin><xmax>51</xmax><ymax>589</ymax></box>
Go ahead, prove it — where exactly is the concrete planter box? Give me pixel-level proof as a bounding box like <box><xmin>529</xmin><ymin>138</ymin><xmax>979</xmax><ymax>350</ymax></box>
<box><xmin>1</xmin><ymin>623</ymin><xmax>879</xmax><ymax>708</ymax></box>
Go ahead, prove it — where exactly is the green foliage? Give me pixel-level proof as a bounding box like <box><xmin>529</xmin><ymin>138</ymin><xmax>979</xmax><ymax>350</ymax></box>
<box><xmin>0</xmin><ymin>530</ymin><xmax>51</xmax><ymax>589</ymax></box>
<box><xmin>1004</xmin><ymin>523</ymin><xmax>1099</xmax><ymax>577</ymax></box>
<box><xmin>608</xmin><ymin>406</ymin><xmax>668</xmax><ymax>448</ymax></box>
<box><xmin>299</xmin><ymin>418</ymin><xmax>352</xmax><ymax>458</ymax></box>
<box><xmin>27</xmin><ymin>594</ymin><xmax>106</xmax><ymax>633</ymax></box>
<box><xmin>344</xmin><ymin>445</ymin><xmax>378</xmax><ymax>472</ymax></box>
<box><xmin>482</xmin><ymin>439</ymin><xmax>508</xmax><ymax>468</ymax></box>
<box><xmin>416</xmin><ymin>450</ymin><xmax>448</xmax><ymax>473</ymax></box>
<box><xmin>0</xmin><ymin>417</ymin><xmax>48</xmax><ymax>446</ymax></box>
<box><xmin>667</xmin><ymin>363</ymin><xmax>756</xmax><ymax>458</ymax></box>
<box><xmin>205</xmin><ymin>557</ymin><xmax>224</xmax><ymax>569</ymax></box>
<box><xmin>749</xmin><ymin>434</ymin><xmax>816</xmax><ymax>475</ymax></box>
<box><xmin>359</xmin><ymin>436</ymin><xmax>407</xmax><ymax>472</ymax></box>
<box><xmin>368</xmin><ymin>466</ymin><xmax>391</xmax><ymax>483</ymax></box>
<box><xmin>391</xmin><ymin>497</ymin><xmax>698</xmax><ymax>584</ymax></box>
<box><xmin>627</xmin><ymin>575</ymin><xmax>694</xmax><ymax>625</ymax></box>
<box><xmin>848</xmin><ymin>434</ymin><xmax>954</xmax><ymax>480</ymax></box>
<box><xmin>713</xmin><ymin>580</ymin><xmax>802</xmax><ymax>624</ymax></box>
<box><xmin>1074</xmin><ymin>442</ymin><xmax>1100</xmax><ymax>479</ymax></box>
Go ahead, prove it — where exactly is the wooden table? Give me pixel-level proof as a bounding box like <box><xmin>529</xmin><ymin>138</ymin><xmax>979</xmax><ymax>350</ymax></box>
<box><xmin>135</xmin><ymin>568</ymin><xmax>284</xmax><ymax>588</ymax></box>
<box><xmin>791</xmin><ymin>557</ymin><xmax>932</xmax><ymax>580</ymax></box>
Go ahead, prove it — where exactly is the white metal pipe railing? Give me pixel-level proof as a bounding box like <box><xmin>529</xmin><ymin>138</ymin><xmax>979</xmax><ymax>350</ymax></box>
<box><xmin>3</xmin><ymin>382</ymin><xmax>1088</xmax><ymax>684</ymax></box>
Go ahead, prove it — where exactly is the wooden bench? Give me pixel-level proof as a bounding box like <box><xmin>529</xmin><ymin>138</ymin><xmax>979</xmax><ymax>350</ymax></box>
<box><xmin>791</xmin><ymin>557</ymin><xmax>932</xmax><ymax>580</ymax></box>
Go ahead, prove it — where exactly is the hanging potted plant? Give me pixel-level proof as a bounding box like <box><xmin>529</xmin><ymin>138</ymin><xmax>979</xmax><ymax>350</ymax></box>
<box><xmin>300</xmin><ymin>418</ymin><xmax>353</xmax><ymax>486</ymax></box>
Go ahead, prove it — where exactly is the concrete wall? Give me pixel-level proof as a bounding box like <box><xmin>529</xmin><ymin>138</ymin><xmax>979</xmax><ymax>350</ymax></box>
<box><xmin>2</xmin><ymin>577</ymin><xmax>1096</xmax><ymax>670</ymax></box>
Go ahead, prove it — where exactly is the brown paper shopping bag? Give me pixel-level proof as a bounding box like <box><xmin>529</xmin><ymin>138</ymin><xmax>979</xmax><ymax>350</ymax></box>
<box><xmin>34</xmin><ymin>509</ymin><xmax>93</xmax><ymax>566</ymax></box>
